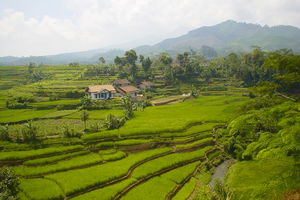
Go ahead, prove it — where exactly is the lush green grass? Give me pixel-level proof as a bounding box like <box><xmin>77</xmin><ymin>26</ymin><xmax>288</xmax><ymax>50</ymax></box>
<box><xmin>95</xmin><ymin>139</ymin><xmax>153</xmax><ymax>148</ymax></box>
<box><xmin>160</xmin><ymin>123</ymin><xmax>219</xmax><ymax>138</ymax></box>
<box><xmin>122</xmin><ymin>161</ymin><xmax>200</xmax><ymax>200</ymax></box>
<box><xmin>171</xmin><ymin>132</ymin><xmax>211</xmax><ymax>143</ymax></box>
<box><xmin>12</xmin><ymin>153</ymin><xmax>104</xmax><ymax>176</ymax></box>
<box><xmin>192</xmin><ymin>168</ymin><xmax>214</xmax><ymax>199</ymax></box>
<box><xmin>23</xmin><ymin>150</ymin><xmax>89</xmax><ymax>166</ymax></box>
<box><xmin>176</xmin><ymin>137</ymin><xmax>213</xmax><ymax>149</ymax></box>
<box><xmin>98</xmin><ymin>149</ymin><xmax>117</xmax><ymax>155</ymax></box>
<box><xmin>0</xmin><ymin>140</ymin><xmax>32</xmax><ymax>151</ymax></box>
<box><xmin>13</xmin><ymin>151</ymin><xmax>126</xmax><ymax>176</ymax></box>
<box><xmin>72</xmin><ymin>148</ymin><xmax>213</xmax><ymax>200</ymax></box>
<box><xmin>42</xmin><ymin>137</ymin><xmax>83</xmax><ymax>146</ymax></box>
<box><xmin>0</xmin><ymin>145</ymin><xmax>84</xmax><ymax>161</ymax></box>
<box><xmin>101</xmin><ymin>151</ymin><xmax>126</xmax><ymax>161</ymax></box>
<box><xmin>0</xmin><ymin>66</ymin><xmax>27</xmax><ymax>90</ymax></box>
<box><xmin>79</xmin><ymin>124</ymin><xmax>213</xmax><ymax>150</ymax></box>
<box><xmin>39</xmin><ymin>110</ymin><xmax>77</xmax><ymax>119</ymax></box>
<box><xmin>65</xmin><ymin>109</ymin><xmax>123</xmax><ymax>120</ymax></box>
<box><xmin>0</xmin><ymin>109</ymin><xmax>55</xmax><ymax>123</ymax></box>
<box><xmin>132</xmin><ymin>146</ymin><xmax>212</xmax><ymax>179</ymax></box>
<box><xmin>173</xmin><ymin>177</ymin><xmax>196</xmax><ymax>200</ymax></box>
<box><xmin>226</xmin><ymin>157</ymin><xmax>299</xmax><ymax>200</ymax></box>
<box><xmin>151</xmin><ymin>95</ymin><xmax>185</xmax><ymax>105</ymax></box>
<box><xmin>9</xmin><ymin>118</ymin><xmax>99</xmax><ymax>137</ymax></box>
<box><xmin>45</xmin><ymin>148</ymin><xmax>171</xmax><ymax>196</ymax></box>
<box><xmin>19</xmin><ymin>178</ymin><xmax>64</xmax><ymax>200</ymax></box>
<box><xmin>30</xmin><ymin>99</ymin><xmax>80</xmax><ymax>108</ymax></box>
<box><xmin>83</xmin><ymin>96</ymin><xmax>246</xmax><ymax>140</ymax></box>
<box><xmin>169</xmin><ymin>131</ymin><xmax>211</xmax><ymax>143</ymax></box>
<box><xmin>72</xmin><ymin>178</ymin><xmax>136</xmax><ymax>200</ymax></box>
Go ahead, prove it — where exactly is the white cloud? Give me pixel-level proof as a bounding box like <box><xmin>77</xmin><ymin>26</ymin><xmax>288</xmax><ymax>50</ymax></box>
<box><xmin>0</xmin><ymin>0</ymin><xmax>300</xmax><ymax>56</ymax></box>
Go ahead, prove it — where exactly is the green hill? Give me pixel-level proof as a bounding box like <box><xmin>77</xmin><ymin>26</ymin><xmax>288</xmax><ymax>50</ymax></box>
<box><xmin>1</xmin><ymin>20</ymin><xmax>300</xmax><ymax>65</ymax></box>
<box><xmin>136</xmin><ymin>20</ymin><xmax>300</xmax><ymax>56</ymax></box>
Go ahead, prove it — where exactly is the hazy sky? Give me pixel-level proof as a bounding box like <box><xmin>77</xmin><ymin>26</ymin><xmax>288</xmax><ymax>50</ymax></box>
<box><xmin>0</xmin><ymin>0</ymin><xmax>299</xmax><ymax>56</ymax></box>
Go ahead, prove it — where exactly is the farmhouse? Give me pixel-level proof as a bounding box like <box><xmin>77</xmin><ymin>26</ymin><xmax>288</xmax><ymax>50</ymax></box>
<box><xmin>86</xmin><ymin>85</ymin><xmax>116</xmax><ymax>100</ymax></box>
<box><xmin>113</xmin><ymin>79</ymin><xmax>130</xmax><ymax>87</ymax></box>
<box><xmin>118</xmin><ymin>85</ymin><xmax>140</xmax><ymax>98</ymax></box>
<box><xmin>139</xmin><ymin>81</ymin><xmax>153</xmax><ymax>90</ymax></box>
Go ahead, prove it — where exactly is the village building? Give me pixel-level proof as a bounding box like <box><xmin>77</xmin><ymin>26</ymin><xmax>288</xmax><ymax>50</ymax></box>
<box><xmin>118</xmin><ymin>85</ymin><xmax>140</xmax><ymax>98</ymax></box>
<box><xmin>139</xmin><ymin>81</ymin><xmax>153</xmax><ymax>90</ymax></box>
<box><xmin>86</xmin><ymin>85</ymin><xmax>116</xmax><ymax>100</ymax></box>
<box><xmin>113</xmin><ymin>79</ymin><xmax>130</xmax><ymax>88</ymax></box>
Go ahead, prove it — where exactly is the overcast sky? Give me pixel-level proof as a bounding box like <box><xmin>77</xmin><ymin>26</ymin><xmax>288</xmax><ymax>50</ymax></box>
<box><xmin>0</xmin><ymin>0</ymin><xmax>299</xmax><ymax>57</ymax></box>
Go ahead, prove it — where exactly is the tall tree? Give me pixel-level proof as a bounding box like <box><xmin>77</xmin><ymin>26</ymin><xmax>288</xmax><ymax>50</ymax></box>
<box><xmin>80</xmin><ymin>111</ymin><xmax>89</xmax><ymax>131</ymax></box>
<box><xmin>125</xmin><ymin>50</ymin><xmax>138</xmax><ymax>79</ymax></box>
<box><xmin>159</xmin><ymin>53</ymin><xmax>173</xmax><ymax>66</ymax></box>
<box><xmin>264</xmin><ymin>49</ymin><xmax>300</xmax><ymax>89</ymax></box>
<box><xmin>27</xmin><ymin>62</ymin><xmax>36</xmax><ymax>74</ymax></box>
<box><xmin>139</xmin><ymin>55</ymin><xmax>144</xmax><ymax>63</ymax></box>
<box><xmin>176</xmin><ymin>52</ymin><xmax>194</xmax><ymax>78</ymax></box>
<box><xmin>141</xmin><ymin>57</ymin><xmax>152</xmax><ymax>73</ymax></box>
<box><xmin>98</xmin><ymin>57</ymin><xmax>106</xmax><ymax>65</ymax></box>
<box><xmin>159</xmin><ymin>53</ymin><xmax>175</xmax><ymax>85</ymax></box>
<box><xmin>123</xmin><ymin>96</ymin><xmax>135</xmax><ymax>119</ymax></box>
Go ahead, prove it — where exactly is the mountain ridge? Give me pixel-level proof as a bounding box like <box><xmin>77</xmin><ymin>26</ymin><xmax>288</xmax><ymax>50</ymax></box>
<box><xmin>1</xmin><ymin>20</ymin><xmax>300</xmax><ymax>66</ymax></box>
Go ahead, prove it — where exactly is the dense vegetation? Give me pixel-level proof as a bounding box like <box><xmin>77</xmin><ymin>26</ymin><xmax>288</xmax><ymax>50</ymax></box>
<box><xmin>0</xmin><ymin>47</ymin><xmax>299</xmax><ymax>200</ymax></box>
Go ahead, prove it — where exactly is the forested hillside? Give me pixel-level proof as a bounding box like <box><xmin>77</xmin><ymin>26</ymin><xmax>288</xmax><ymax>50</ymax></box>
<box><xmin>0</xmin><ymin>47</ymin><xmax>299</xmax><ymax>200</ymax></box>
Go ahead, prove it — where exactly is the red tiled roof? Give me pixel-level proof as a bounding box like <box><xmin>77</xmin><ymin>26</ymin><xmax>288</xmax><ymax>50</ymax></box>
<box><xmin>87</xmin><ymin>85</ymin><xmax>116</xmax><ymax>93</ymax></box>
<box><xmin>140</xmin><ymin>81</ymin><xmax>153</xmax><ymax>86</ymax></box>
<box><xmin>119</xmin><ymin>85</ymin><xmax>139</xmax><ymax>93</ymax></box>
<box><xmin>114</xmin><ymin>79</ymin><xmax>130</xmax><ymax>84</ymax></box>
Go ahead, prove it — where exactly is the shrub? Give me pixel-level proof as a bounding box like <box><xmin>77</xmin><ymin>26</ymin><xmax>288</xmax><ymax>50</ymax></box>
<box><xmin>209</xmin><ymin>179</ymin><xmax>233</xmax><ymax>200</ymax></box>
<box><xmin>102</xmin><ymin>114</ymin><xmax>126</xmax><ymax>130</ymax></box>
<box><xmin>123</xmin><ymin>97</ymin><xmax>135</xmax><ymax>119</ymax></box>
<box><xmin>0</xmin><ymin>168</ymin><xmax>19</xmax><ymax>199</ymax></box>
<box><xmin>56</xmin><ymin>104</ymin><xmax>79</xmax><ymax>110</ymax></box>
<box><xmin>20</xmin><ymin>122</ymin><xmax>38</xmax><ymax>142</ymax></box>
<box><xmin>0</xmin><ymin>125</ymin><xmax>10</xmax><ymax>141</ymax></box>
<box><xmin>6</xmin><ymin>100</ymin><xmax>29</xmax><ymax>109</ymax></box>
<box><xmin>62</xmin><ymin>125</ymin><xmax>82</xmax><ymax>138</ymax></box>
<box><xmin>49</xmin><ymin>95</ymin><xmax>60</xmax><ymax>101</ymax></box>
<box><xmin>240</xmin><ymin>97</ymin><xmax>282</xmax><ymax>112</ymax></box>
<box><xmin>80</xmin><ymin>95</ymin><xmax>93</xmax><ymax>109</ymax></box>
<box><xmin>13</xmin><ymin>95</ymin><xmax>36</xmax><ymax>103</ymax></box>
<box><xmin>81</xmin><ymin>111</ymin><xmax>89</xmax><ymax>131</ymax></box>
<box><xmin>5</xmin><ymin>94</ymin><xmax>36</xmax><ymax>109</ymax></box>
<box><xmin>90</xmin><ymin>122</ymin><xmax>101</xmax><ymax>132</ymax></box>
<box><xmin>64</xmin><ymin>90</ymin><xmax>84</xmax><ymax>98</ymax></box>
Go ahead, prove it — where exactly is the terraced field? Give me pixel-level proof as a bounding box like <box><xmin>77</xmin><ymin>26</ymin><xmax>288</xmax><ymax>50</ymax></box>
<box><xmin>0</xmin><ymin>122</ymin><xmax>225</xmax><ymax>200</ymax></box>
<box><xmin>0</xmin><ymin>95</ymin><xmax>246</xmax><ymax>199</ymax></box>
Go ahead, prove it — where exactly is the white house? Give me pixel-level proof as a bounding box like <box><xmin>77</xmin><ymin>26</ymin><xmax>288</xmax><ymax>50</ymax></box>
<box><xmin>86</xmin><ymin>85</ymin><xmax>116</xmax><ymax>100</ymax></box>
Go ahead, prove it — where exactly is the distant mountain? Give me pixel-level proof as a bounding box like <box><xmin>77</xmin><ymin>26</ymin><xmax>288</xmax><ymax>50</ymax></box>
<box><xmin>135</xmin><ymin>20</ymin><xmax>300</xmax><ymax>56</ymax></box>
<box><xmin>1</xmin><ymin>20</ymin><xmax>300</xmax><ymax>66</ymax></box>
<box><xmin>0</xmin><ymin>49</ymin><xmax>124</xmax><ymax>66</ymax></box>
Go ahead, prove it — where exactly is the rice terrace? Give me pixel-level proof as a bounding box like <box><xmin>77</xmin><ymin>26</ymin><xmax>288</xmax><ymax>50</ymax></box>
<box><xmin>0</xmin><ymin>1</ymin><xmax>300</xmax><ymax>200</ymax></box>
